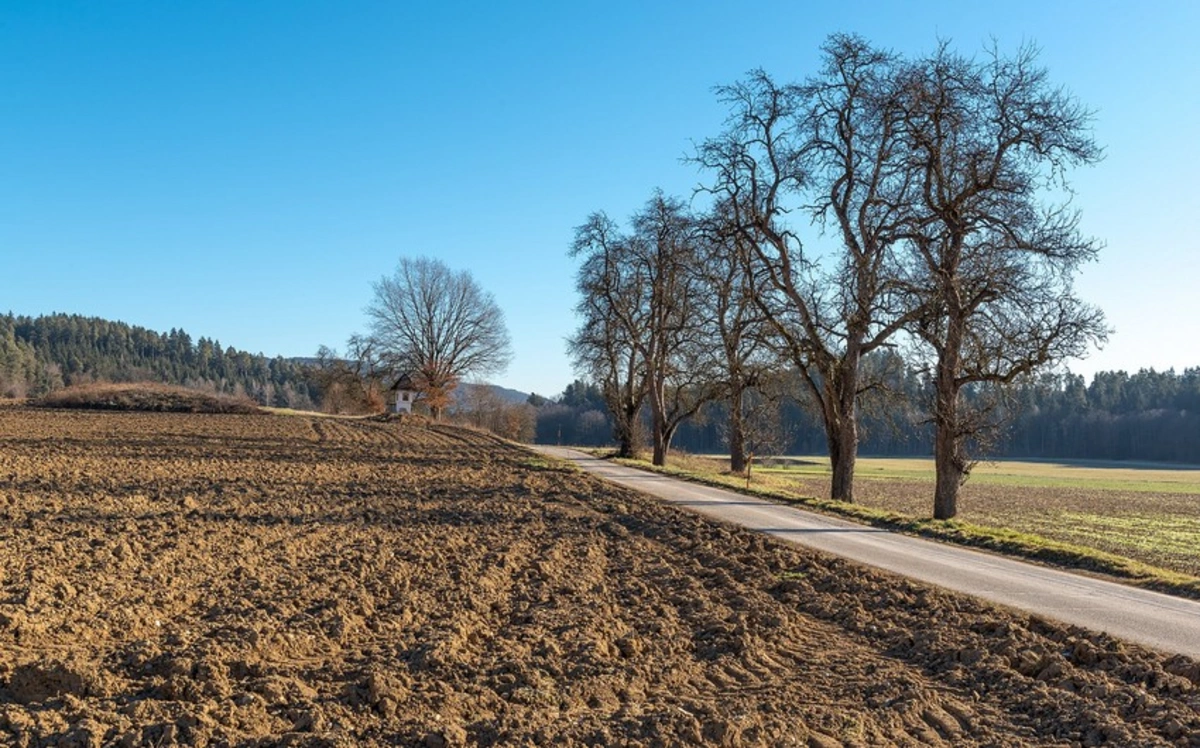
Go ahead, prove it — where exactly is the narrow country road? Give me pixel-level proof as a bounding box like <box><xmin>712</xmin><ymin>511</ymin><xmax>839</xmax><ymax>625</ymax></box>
<box><xmin>532</xmin><ymin>446</ymin><xmax>1200</xmax><ymax>660</ymax></box>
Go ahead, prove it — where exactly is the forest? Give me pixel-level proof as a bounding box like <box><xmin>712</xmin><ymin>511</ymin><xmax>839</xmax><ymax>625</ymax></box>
<box><xmin>0</xmin><ymin>313</ymin><xmax>319</xmax><ymax>409</ymax></box>
<box><xmin>535</xmin><ymin>368</ymin><xmax>1200</xmax><ymax>465</ymax></box>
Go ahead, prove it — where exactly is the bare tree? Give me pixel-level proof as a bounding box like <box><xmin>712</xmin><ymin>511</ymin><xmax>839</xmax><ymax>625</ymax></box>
<box><xmin>695</xmin><ymin>35</ymin><xmax>920</xmax><ymax>502</ymax></box>
<box><xmin>631</xmin><ymin>193</ymin><xmax>722</xmax><ymax>465</ymax></box>
<box><xmin>738</xmin><ymin>372</ymin><xmax>792</xmax><ymax>487</ymax></box>
<box><xmin>454</xmin><ymin>383</ymin><xmax>536</xmax><ymax>441</ymax></box>
<box><xmin>568</xmin><ymin>194</ymin><xmax>720</xmax><ymax>466</ymax></box>
<box><xmin>310</xmin><ymin>344</ymin><xmax>378</xmax><ymax>414</ymax></box>
<box><xmin>568</xmin><ymin>213</ymin><xmax>648</xmax><ymax>458</ymax></box>
<box><xmin>696</xmin><ymin>206</ymin><xmax>774</xmax><ymax>474</ymax></box>
<box><xmin>345</xmin><ymin>333</ymin><xmax>388</xmax><ymax>411</ymax></box>
<box><xmin>895</xmin><ymin>41</ymin><xmax>1108</xmax><ymax>519</ymax></box>
<box><xmin>367</xmin><ymin>256</ymin><xmax>512</xmax><ymax>420</ymax></box>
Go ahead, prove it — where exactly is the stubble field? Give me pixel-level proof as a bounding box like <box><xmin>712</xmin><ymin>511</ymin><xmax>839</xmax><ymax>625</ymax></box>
<box><xmin>1</xmin><ymin>408</ymin><xmax>1199</xmax><ymax>747</ymax></box>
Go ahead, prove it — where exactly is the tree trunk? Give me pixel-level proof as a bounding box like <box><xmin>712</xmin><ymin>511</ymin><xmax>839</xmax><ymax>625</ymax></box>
<box><xmin>652</xmin><ymin>434</ymin><xmax>667</xmax><ymax>466</ymax></box>
<box><xmin>933</xmin><ymin>420</ymin><xmax>962</xmax><ymax>519</ymax></box>
<box><xmin>933</xmin><ymin>321</ymin><xmax>965</xmax><ymax>520</ymax></box>
<box><xmin>652</xmin><ymin>429</ymin><xmax>681</xmax><ymax>465</ymax></box>
<box><xmin>829</xmin><ymin>433</ymin><xmax>856</xmax><ymax>502</ymax></box>
<box><xmin>728</xmin><ymin>389</ymin><xmax>747</xmax><ymax>474</ymax></box>
<box><xmin>823</xmin><ymin>360</ymin><xmax>859</xmax><ymax>503</ymax></box>
<box><xmin>615</xmin><ymin>403</ymin><xmax>640</xmax><ymax>458</ymax></box>
<box><xmin>826</xmin><ymin>415</ymin><xmax>858</xmax><ymax>502</ymax></box>
<box><xmin>651</xmin><ymin>412</ymin><xmax>675</xmax><ymax>466</ymax></box>
<box><xmin>649</xmin><ymin>382</ymin><xmax>669</xmax><ymax>466</ymax></box>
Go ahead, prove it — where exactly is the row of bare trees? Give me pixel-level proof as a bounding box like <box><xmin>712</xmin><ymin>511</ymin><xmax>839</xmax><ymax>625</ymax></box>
<box><xmin>568</xmin><ymin>194</ymin><xmax>774</xmax><ymax>470</ymax></box>
<box><xmin>569</xmin><ymin>35</ymin><xmax>1107</xmax><ymax>519</ymax></box>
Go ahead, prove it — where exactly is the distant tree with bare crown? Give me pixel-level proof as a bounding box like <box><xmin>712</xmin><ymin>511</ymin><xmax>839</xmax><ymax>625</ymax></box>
<box><xmin>367</xmin><ymin>257</ymin><xmax>512</xmax><ymax>420</ymax></box>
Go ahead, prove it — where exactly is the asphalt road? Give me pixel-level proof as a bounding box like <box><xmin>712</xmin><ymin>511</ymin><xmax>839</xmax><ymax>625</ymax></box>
<box><xmin>532</xmin><ymin>446</ymin><xmax>1200</xmax><ymax>659</ymax></box>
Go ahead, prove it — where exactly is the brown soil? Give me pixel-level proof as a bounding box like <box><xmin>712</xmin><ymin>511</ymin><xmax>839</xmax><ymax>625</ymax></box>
<box><xmin>1</xmin><ymin>409</ymin><xmax>1198</xmax><ymax>747</ymax></box>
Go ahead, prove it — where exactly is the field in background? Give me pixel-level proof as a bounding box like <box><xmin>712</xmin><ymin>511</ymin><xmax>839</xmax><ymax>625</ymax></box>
<box><xmin>759</xmin><ymin>455</ymin><xmax>1200</xmax><ymax>494</ymax></box>
<box><xmin>664</xmin><ymin>453</ymin><xmax>1200</xmax><ymax>581</ymax></box>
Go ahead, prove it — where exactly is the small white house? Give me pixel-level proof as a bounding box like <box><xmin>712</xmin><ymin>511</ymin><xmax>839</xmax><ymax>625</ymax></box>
<box><xmin>390</xmin><ymin>373</ymin><xmax>417</xmax><ymax>414</ymax></box>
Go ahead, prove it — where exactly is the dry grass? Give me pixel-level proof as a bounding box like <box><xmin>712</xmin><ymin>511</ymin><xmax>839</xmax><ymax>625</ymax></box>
<box><xmin>775</xmin><ymin>457</ymin><xmax>1200</xmax><ymax>579</ymax></box>
<box><xmin>32</xmin><ymin>382</ymin><xmax>263</xmax><ymax>414</ymax></box>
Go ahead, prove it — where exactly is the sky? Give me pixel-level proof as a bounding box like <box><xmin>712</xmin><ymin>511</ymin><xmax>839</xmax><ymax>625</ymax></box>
<box><xmin>1</xmin><ymin>1</ymin><xmax>1197</xmax><ymax>397</ymax></box>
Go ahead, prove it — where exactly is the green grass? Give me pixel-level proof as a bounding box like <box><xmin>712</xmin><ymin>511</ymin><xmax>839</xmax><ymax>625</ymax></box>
<box><xmin>615</xmin><ymin>452</ymin><xmax>1200</xmax><ymax>600</ymax></box>
<box><xmin>1053</xmin><ymin>512</ymin><xmax>1200</xmax><ymax>557</ymax></box>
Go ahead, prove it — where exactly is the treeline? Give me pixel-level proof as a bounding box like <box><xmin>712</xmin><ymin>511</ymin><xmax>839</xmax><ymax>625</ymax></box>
<box><xmin>1006</xmin><ymin>370</ymin><xmax>1200</xmax><ymax>463</ymax></box>
<box><xmin>532</xmin><ymin>381</ymin><xmax>613</xmax><ymax>446</ymax></box>
<box><xmin>536</xmin><ymin>367</ymin><xmax>1200</xmax><ymax>465</ymax></box>
<box><xmin>0</xmin><ymin>313</ymin><xmax>319</xmax><ymax>409</ymax></box>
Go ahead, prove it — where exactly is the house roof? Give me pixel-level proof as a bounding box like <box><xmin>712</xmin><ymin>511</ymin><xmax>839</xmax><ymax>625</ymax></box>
<box><xmin>389</xmin><ymin>372</ymin><xmax>416</xmax><ymax>391</ymax></box>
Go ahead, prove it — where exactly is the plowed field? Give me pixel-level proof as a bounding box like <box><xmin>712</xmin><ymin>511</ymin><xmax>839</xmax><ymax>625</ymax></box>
<box><xmin>1</xmin><ymin>408</ymin><xmax>1198</xmax><ymax>747</ymax></box>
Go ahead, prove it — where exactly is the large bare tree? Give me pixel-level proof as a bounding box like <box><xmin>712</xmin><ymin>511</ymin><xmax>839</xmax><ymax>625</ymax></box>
<box><xmin>631</xmin><ymin>193</ymin><xmax>722</xmax><ymax>466</ymax></box>
<box><xmin>895</xmin><ymin>42</ymin><xmax>1108</xmax><ymax>519</ymax></box>
<box><xmin>568</xmin><ymin>213</ymin><xmax>648</xmax><ymax>458</ymax></box>
<box><xmin>367</xmin><ymin>256</ymin><xmax>512</xmax><ymax>420</ymax></box>
<box><xmin>696</xmin><ymin>206</ymin><xmax>774</xmax><ymax>474</ymax></box>
<box><xmin>695</xmin><ymin>35</ymin><xmax>920</xmax><ymax>502</ymax></box>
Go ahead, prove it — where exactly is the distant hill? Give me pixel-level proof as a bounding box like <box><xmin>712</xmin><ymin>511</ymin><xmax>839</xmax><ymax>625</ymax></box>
<box><xmin>0</xmin><ymin>313</ymin><xmax>535</xmax><ymax>415</ymax></box>
<box><xmin>470</xmin><ymin>384</ymin><xmax>532</xmax><ymax>406</ymax></box>
<box><xmin>0</xmin><ymin>312</ymin><xmax>318</xmax><ymax>408</ymax></box>
<box><xmin>287</xmin><ymin>356</ymin><xmax>323</xmax><ymax>368</ymax></box>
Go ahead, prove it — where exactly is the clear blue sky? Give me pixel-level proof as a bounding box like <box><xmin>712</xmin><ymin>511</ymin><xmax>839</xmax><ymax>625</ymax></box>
<box><xmin>2</xmin><ymin>1</ymin><xmax>1197</xmax><ymax>397</ymax></box>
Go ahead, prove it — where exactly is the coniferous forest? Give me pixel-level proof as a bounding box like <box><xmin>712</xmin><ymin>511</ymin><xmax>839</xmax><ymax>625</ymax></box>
<box><xmin>0</xmin><ymin>313</ymin><xmax>318</xmax><ymax>409</ymax></box>
<box><xmin>536</xmin><ymin>369</ymin><xmax>1200</xmax><ymax>466</ymax></box>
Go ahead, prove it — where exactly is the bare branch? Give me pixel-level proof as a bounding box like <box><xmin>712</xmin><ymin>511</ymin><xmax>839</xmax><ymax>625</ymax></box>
<box><xmin>366</xmin><ymin>257</ymin><xmax>512</xmax><ymax>419</ymax></box>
